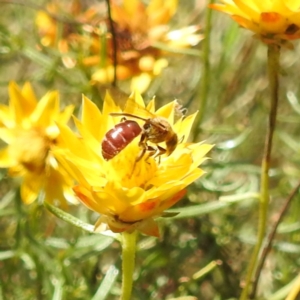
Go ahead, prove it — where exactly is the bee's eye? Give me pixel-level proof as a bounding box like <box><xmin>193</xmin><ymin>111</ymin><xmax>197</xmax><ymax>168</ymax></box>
<box><xmin>144</xmin><ymin>123</ymin><xmax>151</xmax><ymax>130</ymax></box>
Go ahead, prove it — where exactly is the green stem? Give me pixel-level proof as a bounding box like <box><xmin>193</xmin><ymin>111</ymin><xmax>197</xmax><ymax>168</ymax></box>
<box><xmin>193</xmin><ymin>0</ymin><xmax>214</xmax><ymax>141</ymax></box>
<box><xmin>250</xmin><ymin>181</ymin><xmax>300</xmax><ymax>298</ymax></box>
<box><xmin>105</xmin><ymin>0</ymin><xmax>117</xmax><ymax>86</ymax></box>
<box><xmin>120</xmin><ymin>231</ymin><xmax>138</xmax><ymax>300</ymax></box>
<box><xmin>240</xmin><ymin>44</ymin><xmax>280</xmax><ymax>300</ymax></box>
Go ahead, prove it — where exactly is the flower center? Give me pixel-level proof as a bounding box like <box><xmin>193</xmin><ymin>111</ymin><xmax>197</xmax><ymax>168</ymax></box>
<box><xmin>105</xmin><ymin>141</ymin><xmax>158</xmax><ymax>189</ymax></box>
<box><xmin>10</xmin><ymin>127</ymin><xmax>52</xmax><ymax>174</ymax></box>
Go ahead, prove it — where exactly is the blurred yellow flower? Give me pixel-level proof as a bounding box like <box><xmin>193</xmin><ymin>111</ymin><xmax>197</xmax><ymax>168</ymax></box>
<box><xmin>211</xmin><ymin>0</ymin><xmax>300</xmax><ymax>45</ymax></box>
<box><xmin>35</xmin><ymin>0</ymin><xmax>100</xmax><ymax>68</ymax></box>
<box><xmin>53</xmin><ymin>92</ymin><xmax>212</xmax><ymax>237</ymax></box>
<box><xmin>35</xmin><ymin>0</ymin><xmax>203</xmax><ymax>93</ymax></box>
<box><xmin>91</xmin><ymin>0</ymin><xmax>203</xmax><ymax>92</ymax></box>
<box><xmin>0</xmin><ymin>82</ymin><xmax>76</xmax><ymax>205</ymax></box>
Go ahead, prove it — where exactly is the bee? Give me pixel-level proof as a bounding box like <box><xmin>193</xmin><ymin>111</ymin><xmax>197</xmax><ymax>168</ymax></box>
<box><xmin>101</xmin><ymin>98</ymin><xmax>178</xmax><ymax>161</ymax></box>
<box><xmin>101</xmin><ymin>119</ymin><xmax>142</xmax><ymax>160</ymax></box>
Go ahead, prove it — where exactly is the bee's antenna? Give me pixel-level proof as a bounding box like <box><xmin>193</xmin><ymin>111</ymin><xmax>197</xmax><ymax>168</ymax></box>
<box><xmin>110</xmin><ymin>113</ymin><xmax>148</xmax><ymax>122</ymax></box>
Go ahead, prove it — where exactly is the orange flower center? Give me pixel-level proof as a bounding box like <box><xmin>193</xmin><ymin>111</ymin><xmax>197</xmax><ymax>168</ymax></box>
<box><xmin>261</xmin><ymin>12</ymin><xmax>282</xmax><ymax>23</ymax></box>
<box><xmin>260</xmin><ymin>12</ymin><xmax>288</xmax><ymax>34</ymax></box>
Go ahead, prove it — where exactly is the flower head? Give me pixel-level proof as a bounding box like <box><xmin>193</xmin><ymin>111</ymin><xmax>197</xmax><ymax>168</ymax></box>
<box><xmin>35</xmin><ymin>0</ymin><xmax>100</xmax><ymax>68</ymax></box>
<box><xmin>35</xmin><ymin>0</ymin><xmax>203</xmax><ymax>93</ymax></box>
<box><xmin>0</xmin><ymin>82</ymin><xmax>76</xmax><ymax>205</ymax></box>
<box><xmin>210</xmin><ymin>0</ymin><xmax>300</xmax><ymax>45</ymax></box>
<box><xmin>54</xmin><ymin>92</ymin><xmax>212</xmax><ymax>236</ymax></box>
<box><xmin>91</xmin><ymin>0</ymin><xmax>203</xmax><ymax>92</ymax></box>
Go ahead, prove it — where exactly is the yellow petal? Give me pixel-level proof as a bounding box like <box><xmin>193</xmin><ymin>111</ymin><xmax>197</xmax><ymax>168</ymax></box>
<box><xmin>190</xmin><ymin>143</ymin><xmax>214</xmax><ymax>166</ymax></box>
<box><xmin>102</xmin><ymin>90</ymin><xmax>123</xmax><ymax>118</ymax></box>
<box><xmin>9</xmin><ymin>82</ymin><xmax>34</xmax><ymax>123</ymax></box>
<box><xmin>146</xmin><ymin>98</ymin><xmax>156</xmax><ymax>113</ymax></box>
<box><xmin>120</xmin><ymin>198</ymin><xmax>159</xmax><ymax>222</ymax></box>
<box><xmin>44</xmin><ymin>168</ymin><xmax>76</xmax><ymax>205</ymax></box>
<box><xmin>58</xmin><ymin>105</ymin><xmax>74</xmax><ymax>124</ymax></box>
<box><xmin>129</xmin><ymin>90</ymin><xmax>146</xmax><ymax>108</ymax></box>
<box><xmin>0</xmin><ymin>104</ymin><xmax>13</xmax><ymax>127</ymax></box>
<box><xmin>234</xmin><ymin>0</ymin><xmax>260</xmax><ymax>20</ymax></box>
<box><xmin>81</xmin><ymin>95</ymin><xmax>103</xmax><ymax>141</ymax></box>
<box><xmin>173</xmin><ymin>112</ymin><xmax>197</xmax><ymax>142</ymax></box>
<box><xmin>155</xmin><ymin>100</ymin><xmax>176</xmax><ymax>122</ymax></box>
<box><xmin>231</xmin><ymin>15</ymin><xmax>260</xmax><ymax>32</ymax></box>
<box><xmin>53</xmin><ymin>148</ymin><xmax>98</xmax><ymax>186</ymax></box>
<box><xmin>123</xmin><ymin>0</ymin><xmax>140</xmax><ymax>16</ymax></box>
<box><xmin>0</xmin><ymin>128</ymin><xmax>15</xmax><ymax>144</ymax></box>
<box><xmin>0</xmin><ymin>147</ymin><xmax>15</xmax><ymax>167</ymax></box>
<box><xmin>30</xmin><ymin>91</ymin><xmax>59</xmax><ymax>126</ymax></box>
<box><xmin>21</xmin><ymin>174</ymin><xmax>43</xmax><ymax>204</ymax></box>
<box><xmin>148</xmin><ymin>154</ymin><xmax>192</xmax><ymax>186</ymax></box>
<box><xmin>73</xmin><ymin>117</ymin><xmax>107</xmax><ymax>163</ymax></box>
<box><xmin>108</xmin><ymin>182</ymin><xmax>146</xmax><ymax>206</ymax></box>
<box><xmin>55</xmin><ymin>123</ymin><xmax>87</xmax><ymax>157</ymax></box>
<box><xmin>147</xmin><ymin>0</ymin><xmax>178</xmax><ymax>26</ymax></box>
<box><xmin>76</xmin><ymin>185</ymin><xmax>128</xmax><ymax>215</ymax></box>
<box><xmin>155</xmin><ymin>189</ymin><xmax>186</xmax><ymax>212</ymax></box>
<box><xmin>21</xmin><ymin>82</ymin><xmax>38</xmax><ymax>106</ymax></box>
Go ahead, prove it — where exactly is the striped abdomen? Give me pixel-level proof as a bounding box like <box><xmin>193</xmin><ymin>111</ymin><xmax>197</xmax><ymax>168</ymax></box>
<box><xmin>101</xmin><ymin>120</ymin><xmax>142</xmax><ymax>160</ymax></box>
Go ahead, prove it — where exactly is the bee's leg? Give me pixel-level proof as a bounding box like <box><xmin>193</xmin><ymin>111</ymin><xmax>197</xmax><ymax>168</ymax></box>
<box><xmin>130</xmin><ymin>148</ymin><xmax>145</xmax><ymax>178</ymax></box>
<box><xmin>136</xmin><ymin>134</ymin><xmax>148</xmax><ymax>162</ymax></box>
<box><xmin>151</xmin><ymin>145</ymin><xmax>165</xmax><ymax>164</ymax></box>
<box><xmin>139</xmin><ymin>145</ymin><xmax>165</xmax><ymax>164</ymax></box>
<box><xmin>136</xmin><ymin>144</ymin><xmax>157</xmax><ymax>161</ymax></box>
<box><xmin>154</xmin><ymin>145</ymin><xmax>166</xmax><ymax>157</ymax></box>
<box><xmin>136</xmin><ymin>147</ymin><xmax>146</xmax><ymax>162</ymax></box>
<box><xmin>145</xmin><ymin>145</ymin><xmax>156</xmax><ymax>160</ymax></box>
<box><xmin>130</xmin><ymin>142</ymin><xmax>152</xmax><ymax>177</ymax></box>
<box><xmin>130</xmin><ymin>137</ymin><xmax>147</xmax><ymax>177</ymax></box>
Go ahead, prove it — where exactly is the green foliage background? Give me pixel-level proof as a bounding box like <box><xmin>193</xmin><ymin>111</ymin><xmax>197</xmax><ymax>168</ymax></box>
<box><xmin>1</xmin><ymin>0</ymin><xmax>300</xmax><ymax>299</ymax></box>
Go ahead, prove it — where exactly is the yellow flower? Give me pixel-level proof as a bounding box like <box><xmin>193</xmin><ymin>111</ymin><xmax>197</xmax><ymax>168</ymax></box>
<box><xmin>53</xmin><ymin>92</ymin><xmax>212</xmax><ymax>237</ymax></box>
<box><xmin>36</xmin><ymin>0</ymin><xmax>203</xmax><ymax>92</ymax></box>
<box><xmin>210</xmin><ymin>0</ymin><xmax>300</xmax><ymax>44</ymax></box>
<box><xmin>35</xmin><ymin>0</ymin><xmax>99</xmax><ymax>68</ymax></box>
<box><xmin>91</xmin><ymin>0</ymin><xmax>203</xmax><ymax>92</ymax></box>
<box><xmin>0</xmin><ymin>82</ymin><xmax>76</xmax><ymax>205</ymax></box>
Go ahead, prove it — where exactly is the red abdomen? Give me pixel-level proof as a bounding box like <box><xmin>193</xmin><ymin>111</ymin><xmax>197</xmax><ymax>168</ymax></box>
<box><xmin>102</xmin><ymin>120</ymin><xmax>142</xmax><ymax>160</ymax></box>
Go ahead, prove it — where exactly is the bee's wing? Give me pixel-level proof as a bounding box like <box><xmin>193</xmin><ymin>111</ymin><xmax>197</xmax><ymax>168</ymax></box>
<box><xmin>123</xmin><ymin>95</ymin><xmax>156</xmax><ymax>118</ymax></box>
<box><xmin>106</xmin><ymin>87</ymin><xmax>129</xmax><ymax>108</ymax></box>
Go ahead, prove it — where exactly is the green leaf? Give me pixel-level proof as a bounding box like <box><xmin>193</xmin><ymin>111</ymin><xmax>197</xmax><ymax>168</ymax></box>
<box><xmin>44</xmin><ymin>201</ymin><xmax>119</xmax><ymax>240</ymax></box>
<box><xmin>166</xmin><ymin>201</ymin><xmax>229</xmax><ymax>219</ymax></box>
<box><xmin>0</xmin><ymin>250</ymin><xmax>15</xmax><ymax>260</ymax></box>
<box><xmin>216</xmin><ymin>128</ymin><xmax>252</xmax><ymax>150</ymax></box>
<box><xmin>52</xmin><ymin>277</ymin><xmax>64</xmax><ymax>300</ymax></box>
<box><xmin>267</xmin><ymin>274</ymin><xmax>300</xmax><ymax>300</ymax></box>
<box><xmin>91</xmin><ymin>265</ymin><xmax>119</xmax><ymax>300</ymax></box>
<box><xmin>166</xmin><ymin>192</ymin><xmax>258</xmax><ymax>219</ymax></box>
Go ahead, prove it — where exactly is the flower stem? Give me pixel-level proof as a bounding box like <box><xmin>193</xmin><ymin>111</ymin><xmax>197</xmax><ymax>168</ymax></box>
<box><xmin>105</xmin><ymin>0</ymin><xmax>117</xmax><ymax>86</ymax></box>
<box><xmin>240</xmin><ymin>44</ymin><xmax>280</xmax><ymax>300</ymax></box>
<box><xmin>250</xmin><ymin>181</ymin><xmax>300</xmax><ymax>298</ymax></box>
<box><xmin>120</xmin><ymin>231</ymin><xmax>138</xmax><ymax>300</ymax></box>
<box><xmin>193</xmin><ymin>0</ymin><xmax>214</xmax><ymax>141</ymax></box>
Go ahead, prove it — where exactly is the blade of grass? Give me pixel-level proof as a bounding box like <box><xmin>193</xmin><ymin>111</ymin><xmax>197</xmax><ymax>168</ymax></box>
<box><xmin>91</xmin><ymin>265</ymin><xmax>119</xmax><ymax>300</ymax></box>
